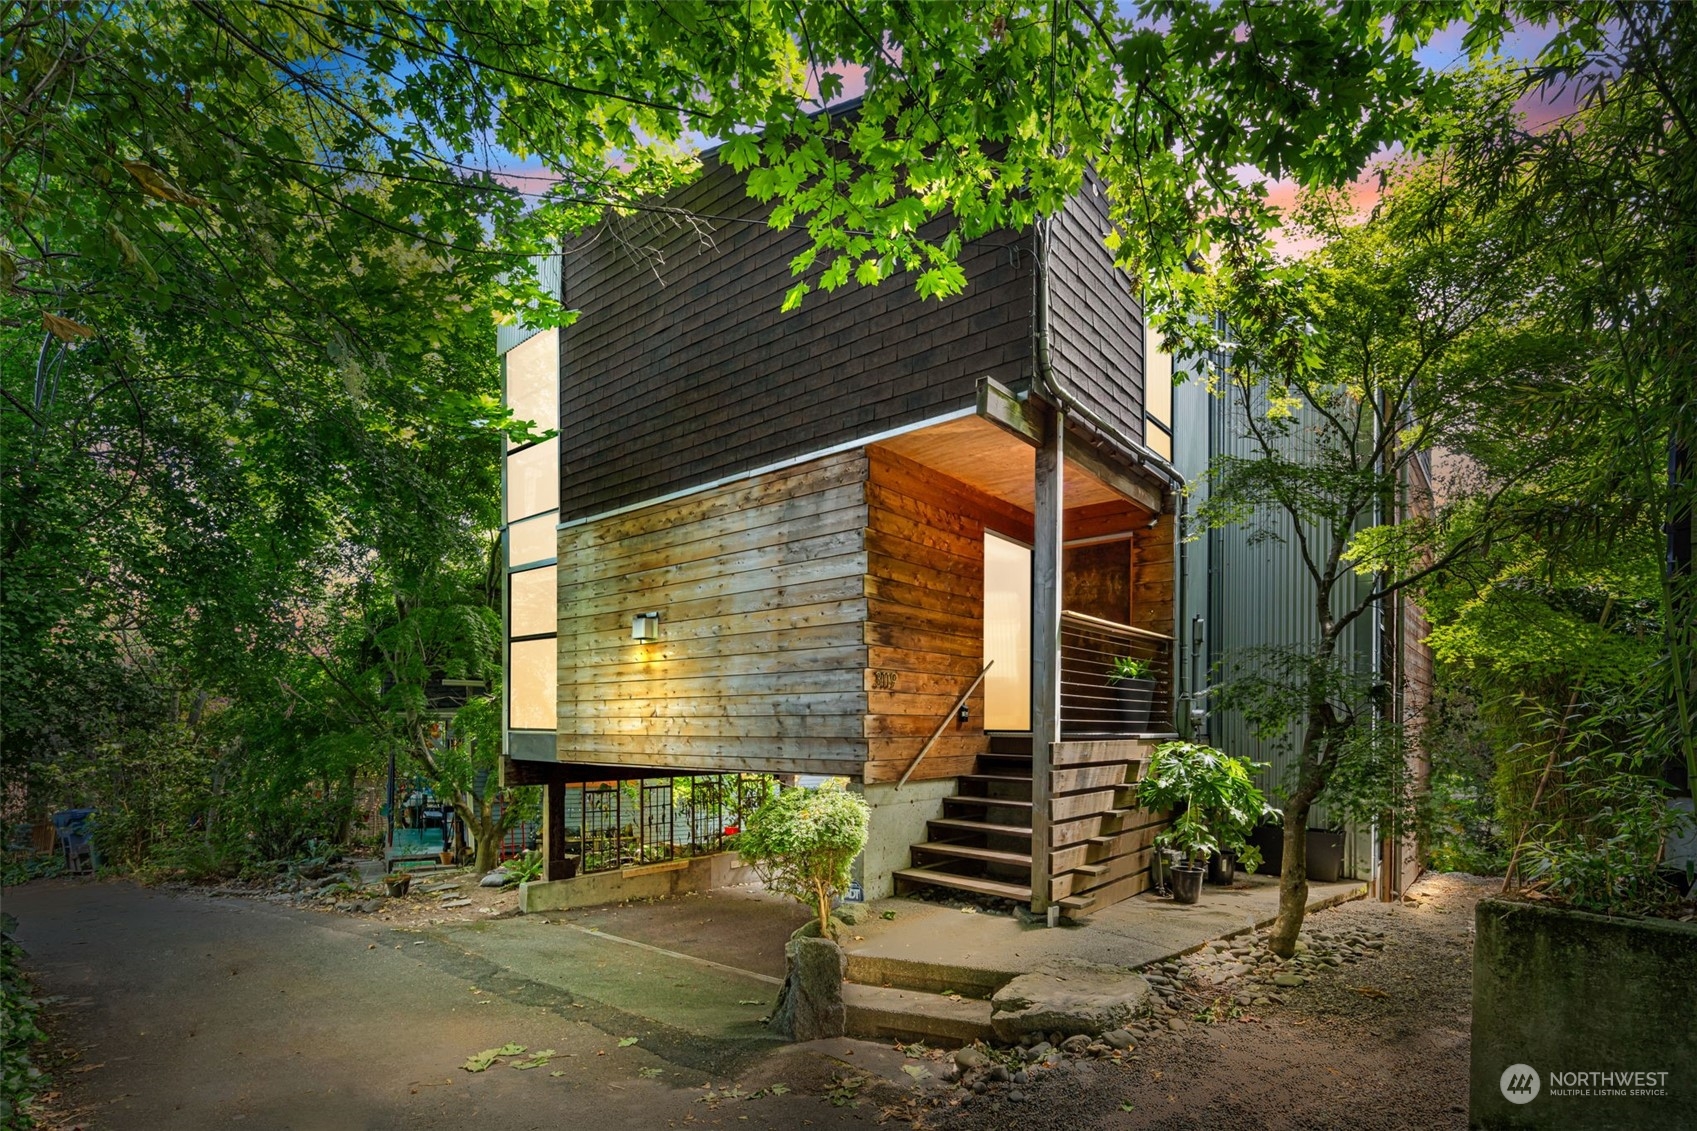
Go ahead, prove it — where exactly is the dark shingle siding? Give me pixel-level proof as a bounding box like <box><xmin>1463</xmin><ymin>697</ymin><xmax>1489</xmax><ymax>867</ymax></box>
<box><xmin>558</xmin><ymin>161</ymin><xmax>1146</xmax><ymax>521</ymax></box>
<box><xmin>1047</xmin><ymin>169</ymin><xmax>1145</xmax><ymax>443</ymax></box>
<box><xmin>558</xmin><ymin>158</ymin><xmax>1034</xmax><ymax>521</ymax></box>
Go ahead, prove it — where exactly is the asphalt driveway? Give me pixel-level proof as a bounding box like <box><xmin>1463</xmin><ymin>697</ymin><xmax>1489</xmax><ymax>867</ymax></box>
<box><xmin>4</xmin><ymin>879</ymin><xmax>881</xmax><ymax>1131</ymax></box>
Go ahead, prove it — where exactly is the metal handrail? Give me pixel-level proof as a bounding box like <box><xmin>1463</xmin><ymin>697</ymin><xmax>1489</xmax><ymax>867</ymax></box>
<box><xmin>897</xmin><ymin>661</ymin><xmax>993</xmax><ymax>790</ymax></box>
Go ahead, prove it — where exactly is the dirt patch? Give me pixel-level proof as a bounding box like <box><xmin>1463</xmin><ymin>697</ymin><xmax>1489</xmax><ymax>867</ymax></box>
<box><xmin>916</xmin><ymin>873</ymin><xmax>1495</xmax><ymax>1131</ymax></box>
<box><xmin>182</xmin><ymin>863</ymin><xmax>525</xmax><ymax>928</ymax></box>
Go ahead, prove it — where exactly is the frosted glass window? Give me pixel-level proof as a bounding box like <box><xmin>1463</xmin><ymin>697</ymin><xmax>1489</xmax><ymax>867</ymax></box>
<box><xmin>508</xmin><ymin>511</ymin><xmax>558</xmax><ymax>568</ymax></box>
<box><xmin>1144</xmin><ymin>327</ymin><xmax>1173</xmax><ymax>460</ymax></box>
<box><xmin>505</xmin><ymin>329</ymin><xmax>558</xmax><ymax>449</ymax></box>
<box><xmin>983</xmin><ymin>532</ymin><xmax>1032</xmax><ymax>731</ymax></box>
<box><xmin>509</xmin><ymin>566</ymin><xmax>556</xmax><ymax>638</ymax></box>
<box><xmin>509</xmin><ymin>637</ymin><xmax>556</xmax><ymax>730</ymax></box>
<box><xmin>505</xmin><ymin>438</ymin><xmax>559</xmax><ymax>523</ymax></box>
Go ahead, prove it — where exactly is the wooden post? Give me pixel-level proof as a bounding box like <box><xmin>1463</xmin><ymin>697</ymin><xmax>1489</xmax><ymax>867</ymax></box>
<box><xmin>543</xmin><ymin>780</ymin><xmax>569</xmax><ymax>882</ymax></box>
<box><xmin>1030</xmin><ymin>407</ymin><xmax>1064</xmax><ymax>916</ymax></box>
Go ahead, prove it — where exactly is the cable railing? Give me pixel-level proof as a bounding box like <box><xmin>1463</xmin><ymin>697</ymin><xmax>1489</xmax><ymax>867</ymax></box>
<box><xmin>1059</xmin><ymin>610</ymin><xmax>1174</xmax><ymax>735</ymax></box>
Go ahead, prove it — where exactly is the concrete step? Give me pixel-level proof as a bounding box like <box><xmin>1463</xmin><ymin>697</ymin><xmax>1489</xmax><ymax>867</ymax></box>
<box><xmin>843</xmin><ymin>951</ymin><xmax>1012</xmax><ymax>1000</ymax></box>
<box><xmin>842</xmin><ymin>982</ymin><xmax>994</xmax><ymax>1046</ymax></box>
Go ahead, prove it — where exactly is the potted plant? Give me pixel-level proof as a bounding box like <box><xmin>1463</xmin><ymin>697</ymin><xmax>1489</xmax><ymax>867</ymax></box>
<box><xmin>383</xmin><ymin>871</ymin><xmax>411</xmax><ymax>897</ymax></box>
<box><xmin>1154</xmin><ymin>809</ymin><xmax>1215</xmax><ymax>904</ymax></box>
<box><xmin>1107</xmin><ymin>656</ymin><xmax>1157</xmax><ymax>731</ymax></box>
<box><xmin>1138</xmin><ymin>741</ymin><xmax>1277</xmax><ymax>899</ymax></box>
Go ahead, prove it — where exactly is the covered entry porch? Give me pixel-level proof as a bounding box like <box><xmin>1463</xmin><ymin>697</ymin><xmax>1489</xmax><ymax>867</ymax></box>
<box><xmin>862</xmin><ymin>381</ymin><xmax>1181</xmax><ymax>919</ymax></box>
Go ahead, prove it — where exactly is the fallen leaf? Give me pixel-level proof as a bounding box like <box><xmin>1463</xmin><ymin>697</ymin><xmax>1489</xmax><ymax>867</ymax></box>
<box><xmin>549</xmin><ymin>1070</ymin><xmax>566</xmax><ymax>1077</ymax></box>
<box><xmin>512</xmin><ymin>1050</ymin><xmax>558</xmax><ymax>1070</ymax></box>
<box><xmin>638</xmin><ymin>1066</ymin><xmax>663</xmax><ymax>1079</ymax></box>
<box><xmin>618</xmin><ymin>1036</ymin><xmax>639</xmax><ymax>1047</ymax></box>
<box><xmin>901</xmin><ymin>1065</ymin><xmax>930</xmax><ymax>1081</ymax></box>
<box><xmin>462</xmin><ymin>1050</ymin><xmax>500</xmax><ymax>1073</ymax></box>
<box><xmin>736</xmin><ymin>999</ymin><xmax>763</xmax><ymax>1006</ymax></box>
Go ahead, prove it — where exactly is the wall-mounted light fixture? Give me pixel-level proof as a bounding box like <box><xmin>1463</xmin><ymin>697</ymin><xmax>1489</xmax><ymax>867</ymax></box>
<box><xmin>631</xmin><ymin>611</ymin><xmax>661</xmax><ymax>641</ymax></box>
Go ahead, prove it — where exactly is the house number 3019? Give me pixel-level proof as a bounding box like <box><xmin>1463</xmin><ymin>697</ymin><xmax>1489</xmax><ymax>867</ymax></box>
<box><xmin>872</xmin><ymin>670</ymin><xmax>898</xmax><ymax>690</ymax></box>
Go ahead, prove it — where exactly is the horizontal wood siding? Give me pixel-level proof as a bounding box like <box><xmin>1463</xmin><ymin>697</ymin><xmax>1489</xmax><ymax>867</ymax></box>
<box><xmin>557</xmin><ymin>451</ymin><xmax>871</xmax><ymax>775</ymax></box>
<box><xmin>1047</xmin><ymin>168</ymin><xmax>1146</xmax><ymax>447</ymax></box>
<box><xmin>558</xmin><ymin>160</ymin><xmax>1034</xmax><ymax>521</ymax></box>
<box><xmin>1045</xmin><ymin>739</ymin><xmax>1168</xmax><ymax>908</ymax></box>
<box><xmin>863</xmin><ymin>448</ymin><xmax>1033</xmax><ymax>785</ymax></box>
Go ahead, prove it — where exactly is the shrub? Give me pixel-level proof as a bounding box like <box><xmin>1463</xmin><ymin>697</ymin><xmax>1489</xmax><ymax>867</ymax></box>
<box><xmin>1</xmin><ymin>920</ymin><xmax>46</xmax><ymax>1128</ymax></box>
<box><xmin>733</xmin><ymin>782</ymin><xmax>868</xmax><ymax>934</ymax></box>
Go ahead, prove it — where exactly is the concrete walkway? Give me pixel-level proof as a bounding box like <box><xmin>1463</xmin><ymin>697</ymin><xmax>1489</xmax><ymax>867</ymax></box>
<box><xmin>841</xmin><ymin>873</ymin><xmax>1365</xmax><ymax>993</ymax></box>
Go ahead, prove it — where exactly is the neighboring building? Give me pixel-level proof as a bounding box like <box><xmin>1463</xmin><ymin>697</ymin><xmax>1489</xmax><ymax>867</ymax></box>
<box><xmin>1172</xmin><ymin>353</ymin><xmax>1433</xmax><ymax>899</ymax></box>
<box><xmin>498</xmin><ymin>158</ymin><xmax>1185</xmax><ymax>918</ymax></box>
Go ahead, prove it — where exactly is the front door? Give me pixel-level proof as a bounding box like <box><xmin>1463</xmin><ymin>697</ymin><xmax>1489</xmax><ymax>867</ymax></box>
<box><xmin>983</xmin><ymin>531</ymin><xmax>1032</xmax><ymax>730</ymax></box>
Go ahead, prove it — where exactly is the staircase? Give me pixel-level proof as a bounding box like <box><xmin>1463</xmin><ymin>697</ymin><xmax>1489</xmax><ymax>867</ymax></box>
<box><xmin>893</xmin><ymin>734</ymin><xmax>1097</xmax><ymax>914</ymax></box>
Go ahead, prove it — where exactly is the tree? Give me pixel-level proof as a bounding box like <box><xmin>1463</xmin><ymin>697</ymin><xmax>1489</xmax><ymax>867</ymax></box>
<box><xmin>1197</xmin><ymin>146</ymin><xmax>1553</xmax><ymax>956</ymax></box>
<box><xmin>734</xmin><ymin>782</ymin><xmax>869</xmax><ymax>935</ymax></box>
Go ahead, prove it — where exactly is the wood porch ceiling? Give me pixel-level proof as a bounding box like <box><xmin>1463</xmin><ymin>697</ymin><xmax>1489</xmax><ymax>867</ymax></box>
<box><xmin>876</xmin><ymin>415</ymin><xmax>1149</xmax><ymax>515</ymax></box>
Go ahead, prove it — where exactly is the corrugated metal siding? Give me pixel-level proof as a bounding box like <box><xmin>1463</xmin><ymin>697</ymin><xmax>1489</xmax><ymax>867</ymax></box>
<box><xmin>497</xmin><ymin>253</ymin><xmax>563</xmax><ymax>356</ymax></box>
<box><xmin>1175</xmin><ymin>365</ymin><xmax>1379</xmax><ymax>879</ymax></box>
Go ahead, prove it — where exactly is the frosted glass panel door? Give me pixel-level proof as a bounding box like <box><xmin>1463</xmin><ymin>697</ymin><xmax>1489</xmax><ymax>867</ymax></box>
<box><xmin>983</xmin><ymin>532</ymin><xmax>1032</xmax><ymax>731</ymax></box>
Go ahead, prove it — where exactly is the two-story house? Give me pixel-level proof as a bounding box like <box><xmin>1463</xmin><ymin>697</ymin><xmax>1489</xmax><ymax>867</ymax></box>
<box><xmin>497</xmin><ymin>154</ymin><xmax>1186</xmax><ymax>920</ymax></box>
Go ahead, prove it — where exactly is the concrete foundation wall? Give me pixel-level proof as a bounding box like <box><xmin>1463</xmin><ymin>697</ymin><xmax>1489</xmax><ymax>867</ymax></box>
<box><xmin>1470</xmin><ymin>897</ymin><xmax>1697</xmax><ymax>1130</ymax></box>
<box><xmin>853</xmin><ymin>779</ymin><xmax>954</xmax><ymax>900</ymax></box>
<box><xmin>519</xmin><ymin>851</ymin><xmax>756</xmax><ymax>913</ymax></box>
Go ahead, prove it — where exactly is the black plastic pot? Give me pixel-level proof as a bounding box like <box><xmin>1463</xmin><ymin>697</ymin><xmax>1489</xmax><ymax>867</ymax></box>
<box><xmin>1114</xmin><ymin>677</ymin><xmax>1157</xmax><ymax>732</ymax></box>
<box><xmin>1250</xmin><ymin>822</ymin><xmax>1285</xmax><ymax>874</ymax></box>
<box><xmin>1170</xmin><ymin>864</ymin><xmax>1205</xmax><ymax>904</ymax></box>
<box><xmin>1306</xmin><ymin>829</ymin><xmax>1346</xmax><ymax>883</ymax></box>
<box><xmin>1206</xmin><ymin>850</ymin><xmax>1235</xmax><ymax>885</ymax></box>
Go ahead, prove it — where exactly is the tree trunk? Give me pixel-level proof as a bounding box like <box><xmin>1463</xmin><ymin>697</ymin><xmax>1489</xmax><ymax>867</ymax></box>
<box><xmin>463</xmin><ymin>792</ymin><xmax>503</xmax><ymax>874</ymax></box>
<box><xmin>1269</xmin><ymin>793</ymin><xmax>1315</xmax><ymax>957</ymax></box>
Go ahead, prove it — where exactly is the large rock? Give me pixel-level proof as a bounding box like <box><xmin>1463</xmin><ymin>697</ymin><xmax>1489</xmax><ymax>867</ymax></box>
<box><xmin>990</xmin><ymin>966</ymin><xmax>1152</xmax><ymax>1041</ymax></box>
<box><xmin>769</xmin><ymin>935</ymin><xmax>846</xmax><ymax>1041</ymax></box>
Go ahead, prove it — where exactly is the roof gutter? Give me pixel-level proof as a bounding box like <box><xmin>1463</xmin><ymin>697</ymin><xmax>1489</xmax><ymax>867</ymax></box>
<box><xmin>1031</xmin><ymin>216</ymin><xmax>1184</xmax><ymax>501</ymax></box>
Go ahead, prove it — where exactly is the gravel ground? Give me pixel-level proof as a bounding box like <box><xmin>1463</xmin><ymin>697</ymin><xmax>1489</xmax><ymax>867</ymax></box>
<box><xmin>915</xmin><ymin>873</ymin><xmax>1495</xmax><ymax>1131</ymax></box>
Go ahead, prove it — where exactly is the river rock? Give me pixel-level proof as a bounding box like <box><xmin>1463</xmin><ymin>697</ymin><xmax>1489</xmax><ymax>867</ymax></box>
<box><xmin>479</xmin><ymin>870</ymin><xmax>508</xmax><ymax>888</ymax></box>
<box><xmin>990</xmin><ymin>967</ymin><xmax>1152</xmax><ymax>1041</ymax></box>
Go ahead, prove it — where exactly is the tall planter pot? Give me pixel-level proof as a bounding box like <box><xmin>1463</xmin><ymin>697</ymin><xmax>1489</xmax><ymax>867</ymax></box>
<box><xmin>1170</xmin><ymin>864</ymin><xmax>1204</xmax><ymax>905</ymax></box>
<box><xmin>1206</xmin><ymin>850</ymin><xmax>1235</xmax><ymax>885</ymax></box>
<box><xmin>1113</xmin><ymin>677</ymin><xmax>1157</xmax><ymax>732</ymax></box>
<box><xmin>1306</xmin><ymin>829</ymin><xmax>1345</xmax><ymax>883</ymax></box>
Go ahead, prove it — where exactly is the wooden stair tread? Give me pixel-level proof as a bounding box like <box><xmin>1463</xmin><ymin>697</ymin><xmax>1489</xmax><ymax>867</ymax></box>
<box><xmin>959</xmin><ymin>774</ymin><xmax>1033</xmax><ymax>784</ymax></box>
<box><xmin>1058</xmin><ymin>893</ymin><xmax>1097</xmax><ymax>910</ymax></box>
<box><xmin>911</xmin><ymin>842</ymin><xmax>1033</xmax><ymax>866</ymax></box>
<box><xmin>928</xmin><ymin>817</ymin><xmax>1032</xmax><ymax>838</ymax></box>
<box><xmin>894</xmin><ymin>867</ymin><xmax>1032</xmax><ymax>901</ymax></box>
<box><xmin>944</xmin><ymin>796</ymin><xmax>1033</xmax><ymax>810</ymax></box>
<box><xmin>1072</xmin><ymin>863</ymin><xmax>1109</xmax><ymax>875</ymax></box>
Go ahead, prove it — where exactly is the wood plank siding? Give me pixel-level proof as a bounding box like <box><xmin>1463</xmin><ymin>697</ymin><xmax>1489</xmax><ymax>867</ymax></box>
<box><xmin>862</xmin><ymin>448</ymin><xmax>1034</xmax><ymax>786</ymax></box>
<box><xmin>556</xmin><ymin>451</ymin><xmax>872</xmax><ymax>775</ymax></box>
<box><xmin>557</xmin><ymin>159</ymin><xmax>1034</xmax><ymax>523</ymax></box>
<box><xmin>1047</xmin><ymin>739</ymin><xmax>1168</xmax><ymax>907</ymax></box>
<box><xmin>1047</xmin><ymin>170</ymin><xmax>1147</xmax><ymax>446</ymax></box>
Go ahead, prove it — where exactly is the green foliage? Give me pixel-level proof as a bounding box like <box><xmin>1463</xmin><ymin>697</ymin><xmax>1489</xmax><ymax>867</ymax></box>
<box><xmin>734</xmin><ymin>782</ymin><xmax>868</xmax><ymax>933</ymax></box>
<box><xmin>1139</xmin><ymin>742</ymin><xmax>1276</xmax><ymax>866</ymax></box>
<box><xmin>1107</xmin><ymin>657</ymin><xmax>1152</xmax><ymax>684</ymax></box>
<box><xmin>503</xmin><ymin>849</ymin><xmax>543</xmax><ymax>887</ymax></box>
<box><xmin>1</xmin><ymin>923</ymin><xmax>47</xmax><ymax>1129</ymax></box>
